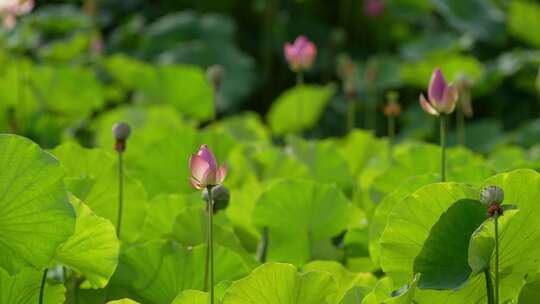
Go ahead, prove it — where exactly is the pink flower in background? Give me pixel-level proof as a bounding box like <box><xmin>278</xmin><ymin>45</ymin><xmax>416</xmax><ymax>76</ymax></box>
<box><xmin>284</xmin><ymin>36</ymin><xmax>317</xmax><ymax>72</ymax></box>
<box><xmin>364</xmin><ymin>0</ymin><xmax>385</xmax><ymax>17</ymax></box>
<box><xmin>189</xmin><ymin>144</ymin><xmax>227</xmax><ymax>190</ymax></box>
<box><xmin>419</xmin><ymin>68</ymin><xmax>459</xmax><ymax>116</ymax></box>
<box><xmin>0</xmin><ymin>0</ymin><xmax>33</xmax><ymax>29</ymax></box>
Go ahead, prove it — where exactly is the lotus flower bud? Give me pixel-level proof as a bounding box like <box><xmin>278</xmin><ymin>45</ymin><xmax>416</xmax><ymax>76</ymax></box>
<box><xmin>112</xmin><ymin>122</ymin><xmax>131</xmax><ymax>152</ymax></box>
<box><xmin>189</xmin><ymin>144</ymin><xmax>227</xmax><ymax>190</ymax></box>
<box><xmin>202</xmin><ymin>184</ymin><xmax>230</xmax><ymax>214</ymax></box>
<box><xmin>284</xmin><ymin>36</ymin><xmax>317</xmax><ymax>72</ymax></box>
<box><xmin>384</xmin><ymin>91</ymin><xmax>401</xmax><ymax>118</ymax></box>
<box><xmin>480</xmin><ymin>186</ymin><xmax>504</xmax><ymax>205</ymax></box>
<box><xmin>207</xmin><ymin>65</ymin><xmax>224</xmax><ymax>90</ymax></box>
<box><xmin>419</xmin><ymin>68</ymin><xmax>459</xmax><ymax>116</ymax></box>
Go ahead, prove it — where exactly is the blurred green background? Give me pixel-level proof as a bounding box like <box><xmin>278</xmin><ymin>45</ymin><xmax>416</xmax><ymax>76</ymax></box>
<box><xmin>1</xmin><ymin>0</ymin><xmax>539</xmax><ymax>151</ymax></box>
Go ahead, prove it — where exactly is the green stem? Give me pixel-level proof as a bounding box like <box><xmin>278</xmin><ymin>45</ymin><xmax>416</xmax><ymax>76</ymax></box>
<box><xmin>39</xmin><ymin>268</ymin><xmax>48</xmax><ymax>304</ymax></box>
<box><xmin>347</xmin><ymin>98</ymin><xmax>356</xmax><ymax>132</ymax></box>
<box><xmin>297</xmin><ymin>72</ymin><xmax>304</xmax><ymax>136</ymax></box>
<box><xmin>457</xmin><ymin>101</ymin><xmax>465</xmax><ymax>146</ymax></box>
<box><xmin>495</xmin><ymin>214</ymin><xmax>500</xmax><ymax>304</ymax></box>
<box><xmin>388</xmin><ymin>116</ymin><xmax>395</xmax><ymax>144</ymax></box>
<box><xmin>116</xmin><ymin>152</ymin><xmax>124</xmax><ymax>238</ymax></box>
<box><xmin>257</xmin><ymin>227</ymin><xmax>269</xmax><ymax>263</ymax></box>
<box><xmin>207</xmin><ymin>185</ymin><xmax>215</xmax><ymax>304</ymax></box>
<box><xmin>484</xmin><ymin>269</ymin><xmax>495</xmax><ymax>304</ymax></box>
<box><xmin>203</xmin><ymin>197</ymin><xmax>210</xmax><ymax>292</ymax></box>
<box><xmin>440</xmin><ymin>115</ymin><xmax>446</xmax><ymax>182</ymax></box>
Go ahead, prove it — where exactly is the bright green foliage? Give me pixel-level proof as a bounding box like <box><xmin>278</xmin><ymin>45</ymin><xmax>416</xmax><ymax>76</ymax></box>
<box><xmin>0</xmin><ymin>268</ymin><xmax>66</xmax><ymax>304</ymax></box>
<box><xmin>413</xmin><ymin>199</ymin><xmax>486</xmax><ymax>290</ymax></box>
<box><xmin>222</xmin><ymin>262</ymin><xmax>338</xmax><ymax>304</ymax></box>
<box><xmin>267</xmin><ymin>84</ymin><xmax>336</xmax><ymax>135</ymax></box>
<box><xmin>172</xmin><ymin>290</ymin><xmax>208</xmax><ymax>304</ymax></box>
<box><xmin>509</xmin><ymin>0</ymin><xmax>540</xmax><ymax>47</ymax></box>
<box><xmin>253</xmin><ymin>179</ymin><xmax>353</xmax><ymax>265</ymax></box>
<box><xmin>0</xmin><ymin>135</ymin><xmax>75</xmax><ymax>274</ymax></box>
<box><xmin>54</xmin><ymin>196</ymin><xmax>120</xmax><ymax>289</ymax></box>
<box><xmin>107</xmin><ymin>300</ymin><xmax>141</xmax><ymax>304</ymax></box>
<box><xmin>52</xmin><ymin>142</ymin><xmax>148</xmax><ymax>243</ymax></box>
<box><xmin>112</xmin><ymin>240</ymin><xmax>250</xmax><ymax>304</ymax></box>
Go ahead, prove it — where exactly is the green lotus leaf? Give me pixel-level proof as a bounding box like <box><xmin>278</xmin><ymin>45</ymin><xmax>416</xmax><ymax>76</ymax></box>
<box><xmin>253</xmin><ymin>179</ymin><xmax>353</xmax><ymax>265</ymax></box>
<box><xmin>0</xmin><ymin>267</ymin><xmax>66</xmax><ymax>304</ymax></box>
<box><xmin>0</xmin><ymin>134</ymin><xmax>75</xmax><ymax>274</ymax></box>
<box><xmin>468</xmin><ymin>209</ymin><xmax>519</xmax><ymax>276</ymax></box>
<box><xmin>54</xmin><ymin>196</ymin><xmax>120</xmax><ymax>289</ymax></box>
<box><xmin>112</xmin><ymin>240</ymin><xmax>249</xmax><ymax>304</ymax></box>
<box><xmin>218</xmin><ymin>112</ymin><xmax>270</xmax><ymax>143</ymax></box>
<box><xmin>518</xmin><ymin>274</ymin><xmax>540</xmax><ymax>303</ymax></box>
<box><xmin>222</xmin><ymin>262</ymin><xmax>338</xmax><ymax>304</ymax></box>
<box><xmin>509</xmin><ymin>0</ymin><xmax>540</xmax><ymax>47</ymax></box>
<box><xmin>335</xmin><ymin>129</ymin><xmax>388</xmax><ymax>178</ymax></box>
<box><xmin>51</xmin><ymin>142</ymin><xmax>148</xmax><ymax>243</ymax></box>
<box><xmin>107</xmin><ymin>300</ymin><xmax>141</xmax><ymax>304</ymax></box>
<box><xmin>303</xmin><ymin>260</ymin><xmax>377</xmax><ymax>303</ymax></box>
<box><xmin>380</xmin><ymin>169</ymin><xmax>540</xmax><ymax>303</ymax></box>
<box><xmin>138</xmin><ymin>193</ymin><xmax>201</xmax><ymax>242</ymax></box>
<box><xmin>267</xmin><ymin>84</ymin><xmax>336</xmax><ymax>135</ymax></box>
<box><xmin>361</xmin><ymin>275</ymin><xmax>420</xmax><ymax>304</ymax></box>
<box><xmin>413</xmin><ymin>199</ymin><xmax>486</xmax><ymax>290</ymax></box>
<box><xmin>171</xmin><ymin>290</ymin><xmax>208</xmax><ymax>304</ymax></box>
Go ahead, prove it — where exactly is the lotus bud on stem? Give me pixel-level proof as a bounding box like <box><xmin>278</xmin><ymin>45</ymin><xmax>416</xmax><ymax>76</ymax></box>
<box><xmin>419</xmin><ymin>68</ymin><xmax>459</xmax><ymax>182</ymax></box>
<box><xmin>189</xmin><ymin>144</ymin><xmax>227</xmax><ymax>304</ymax></box>
<box><xmin>112</xmin><ymin>122</ymin><xmax>131</xmax><ymax>238</ymax></box>
<box><xmin>480</xmin><ymin>185</ymin><xmax>505</xmax><ymax>304</ymax></box>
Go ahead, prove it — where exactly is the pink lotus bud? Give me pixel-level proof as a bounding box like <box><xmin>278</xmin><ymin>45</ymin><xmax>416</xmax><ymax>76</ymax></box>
<box><xmin>364</xmin><ymin>0</ymin><xmax>385</xmax><ymax>17</ymax></box>
<box><xmin>0</xmin><ymin>0</ymin><xmax>33</xmax><ymax>30</ymax></box>
<box><xmin>419</xmin><ymin>68</ymin><xmax>459</xmax><ymax>116</ymax></box>
<box><xmin>189</xmin><ymin>144</ymin><xmax>227</xmax><ymax>190</ymax></box>
<box><xmin>284</xmin><ymin>36</ymin><xmax>317</xmax><ymax>72</ymax></box>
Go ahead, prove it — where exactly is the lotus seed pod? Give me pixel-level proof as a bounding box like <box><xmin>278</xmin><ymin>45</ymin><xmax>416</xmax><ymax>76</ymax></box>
<box><xmin>480</xmin><ymin>185</ymin><xmax>504</xmax><ymax>205</ymax></box>
<box><xmin>112</xmin><ymin>122</ymin><xmax>131</xmax><ymax>141</ymax></box>
<box><xmin>206</xmin><ymin>65</ymin><xmax>224</xmax><ymax>89</ymax></box>
<box><xmin>202</xmin><ymin>184</ymin><xmax>230</xmax><ymax>213</ymax></box>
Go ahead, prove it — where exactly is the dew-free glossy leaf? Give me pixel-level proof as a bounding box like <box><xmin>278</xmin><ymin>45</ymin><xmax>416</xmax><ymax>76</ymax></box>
<box><xmin>0</xmin><ymin>267</ymin><xmax>66</xmax><ymax>304</ymax></box>
<box><xmin>0</xmin><ymin>135</ymin><xmax>75</xmax><ymax>274</ymax></box>
<box><xmin>171</xmin><ymin>290</ymin><xmax>208</xmax><ymax>304</ymax></box>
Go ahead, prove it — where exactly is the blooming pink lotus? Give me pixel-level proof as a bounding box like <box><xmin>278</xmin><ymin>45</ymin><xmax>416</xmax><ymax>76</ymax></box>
<box><xmin>364</xmin><ymin>0</ymin><xmax>385</xmax><ymax>17</ymax></box>
<box><xmin>189</xmin><ymin>144</ymin><xmax>227</xmax><ymax>190</ymax></box>
<box><xmin>419</xmin><ymin>68</ymin><xmax>459</xmax><ymax>116</ymax></box>
<box><xmin>284</xmin><ymin>36</ymin><xmax>317</xmax><ymax>72</ymax></box>
<box><xmin>0</xmin><ymin>0</ymin><xmax>34</xmax><ymax>29</ymax></box>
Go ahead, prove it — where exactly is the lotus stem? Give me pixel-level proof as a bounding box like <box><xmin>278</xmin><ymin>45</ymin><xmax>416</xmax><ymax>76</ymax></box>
<box><xmin>257</xmin><ymin>227</ymin><xmax>269</xmax><ymax>263</ymax></box>
<box><xmin>440</xmin><ymin>115</ymin><xmax>447</xmax><ymax>182</ymax></box>
<box><xmin>484</xmin><ymin>269</ymin><xmax>495</xmax><ymax>304</ymax></box>
<box><xmin>495</xmin><ymin>213</ymin><xmax>500</xmax><ymax>304</ymax></box>
<box><xmin>39</xmin><ymin>268</ymin><xmax>48</xmax><ymax>304</ymax></box>
<box><xmin>347</xmin><ymin>98</ymin><xmax>356</xmax><ymax>132</ymax></box>
<box><xmin>297</xmin><ymin>72</ymin><xmax>304</xmax><ymax>135</ymax></box>
<box><xmin>116</xmin><ymin>151</ymin><xmax>124</xmax><ymax>238</ymax></box>
<box><xmin>207</xmin><ymin>185</ymin><xmax>215</xmax><ymax>304</ymax></box>
<box><xmin>457</xmin><ymin>102</ymin><xmax>465</xmax><ymax>146</ymax></box>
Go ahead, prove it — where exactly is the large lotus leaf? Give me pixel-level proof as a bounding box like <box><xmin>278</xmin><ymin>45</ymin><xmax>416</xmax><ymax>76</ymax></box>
<box><xmin>335</xmin><ymin>130</ymin><xmax>388</xmax><ymax>177</ymax></box>
<box><xmin>363</xmin><ymin>275</ymin><xmax>420</xmax><ymax>304</ymax></box>
<box><xmin>0</xmin><ymin>135</ymin><xmax>75</xmax><ymax>274</ymax></box>
<box><xmin>468</xmin><ymin>209</ymin><xmax>519</xmax><ymax>276</ymax></box>
<box><xmin>54</xmin><ymin>196</ymin><xmax>120</xmax><ymax>289</ymax></box>
<box><xmin>51</xmin><ymin>142</ymin><xmax>148</xmax><ymax>243</ymax></box>
<box><xmin>487</xmin><ymin>146</ymin><xmax>531</xmax><ymax>172</ymax></box>
<box><xmin>253</xmin><ymin>179</ymin><xmax>353</xmax><ymax>265</ymax></box>
<box><xmin>0</xmin><ymin>267</ymin><xmax>66</xmax><ymax>304</ymax></box>
<box><xmin>38</xmin><ymin>31</ymin><xmax>91</xmax><ymax>63</ymax></box>
<box><xmin>303</xmin><ymin>261</ymin><xmax>377</xmax><ymax>304</ymax></box>
<box><xmin>267</xmin><ymin>84</ymin><xmax>336</xmax><ymax>135</ymax></box>
<box><xmin>412</xmin><ymin>199</ymin><xmax>486</xmax><ymax>290</ymax></box>
<box><xmin>286</xmin><ymin>136</ymin><xmax>353</xmax><ymax>192</ymax></box>
<box><xmin>518</xmin><ymin>274</ymin><xmax>540</xmax><ymax>303</ymax></box>
<box><xmin>32</xmin><ymin>4</ymin><xmax>91</xmax><ymax>34</ymax></box>
<box><xmin>218</xmin><ymin>112</ymin><xmax>270</xmax><ymax>143</ymax></box>
<box><xmin>369</xmin><ymin>174</ymin><xmax>439</xmax><ymax>267</ymax></box>
<box><xmin>400</xmin><ymin>54</ymin><xmax>483</xmax><ymax>88</ymax></box>
<box><xmin>138</xmin><ymin>193</ymin><xmax>201</xmax><ymax>241</ymax></box>
<box><xmin>221</xmin><ymin>262</ymin><xmax>338</xmax><ymax>304</ymax></box>
<box><xmin>171</xmin><ymin>205</ymin><xmax>257</xmax><ymax>267</ymax></box>
<box><xmin>381</xmin><ymin>169</ymin><xmax>540</xmax><ymax>303</ymax></box>
<box><xmin>107</xmin><ymin>300</ymin><xmax>140</xmax><ymax>304</ymax></box>
<box><xmin>431</xmin><ymin>0</ymin><xmax>505</xmax><ymax>41</ymax></box>
<box><xmin>112</xmin><ymin>240</ymin><xmax>249</xmax><ymax>304</ymax></box>
<box><xmin>226</xmin><ymin>179</ymin><xmax>263</xmax><ymax>240</ymax></box>
<box><xmin>171</xmin><ymin>290</ymin><xmax>208</xmax><ymax>304</ymax></box>
<box><xmin>509</xmin><ymin>0</ymin><xmax>540</xmax><ymax>47</ymax></box>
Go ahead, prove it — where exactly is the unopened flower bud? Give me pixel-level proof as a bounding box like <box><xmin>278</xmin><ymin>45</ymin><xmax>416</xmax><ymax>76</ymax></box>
<box><xmin>112</xmin><ymin>122</ymin><xmax>131</xmax><ymax>152</ymax></box>
<box><xmin>480</xmin><ymin>186</ymin><xmax>504</xmax><ymax>205</ymax></box>
<box><xmin>207</xmin><ymin>65</ymin><xmax>225</xmax><ymax>90</ymax></box>
<box><xmin>202</xmin><ymin>184</ymin><xmax>230</xmax><ymax>214</ymax></box>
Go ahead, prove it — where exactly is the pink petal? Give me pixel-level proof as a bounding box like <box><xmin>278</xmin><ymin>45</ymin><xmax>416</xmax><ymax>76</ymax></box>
<box><xmin>189</xmin><ymin>177</ymin><xmax>204</xmax><ymax>190</ymax></box>
<box><xmin>197</xmin><ymin>144</ymin><xmax>217</xmax><ymax>170</ymax></box>
<box><xmin>440</xmin><ymin>84</ymin><xmax>458</xmax><ymax>114</ymax></box>
<box><xmin>428</xmin><ymin>68</ymin><xmax>448</xmax><ymax>104</ymax></box>
<box><xmin>189</xmin><ymin>154</ymin><xmax>209</xmax><ymax>181</ymax></box>
<box><xmin>420</xmin><ymin>94</ymin><xmax>439</xmax><ymax>116</ymax></box>
<box><xmin>216</xmin><ymin>163</ymin><xmax>227</xmax><ymax>184</ymax></box>
<box><xmin>299</xmin><ymin>42</ymin><xmax>317</xmax><ymax>69</ymax></box>
<box><xmin>294</xmin><ymin>36</ymin><xmax>309</xmax><ymax>49</ymax></box>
